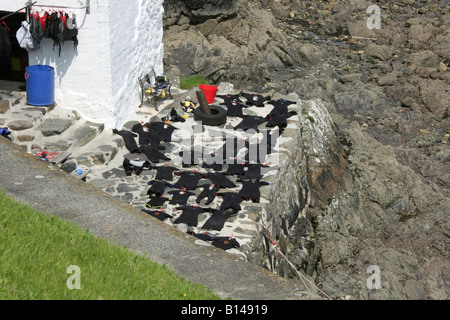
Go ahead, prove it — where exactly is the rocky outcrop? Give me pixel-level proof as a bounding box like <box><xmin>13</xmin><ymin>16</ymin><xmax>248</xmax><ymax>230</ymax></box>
<box><xmin>162</xmin><ymin>0</ymin><xmax>450</xmax><ymax>299</ymax></box>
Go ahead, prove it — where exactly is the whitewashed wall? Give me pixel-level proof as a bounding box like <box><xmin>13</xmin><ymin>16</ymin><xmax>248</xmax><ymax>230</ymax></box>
<box><xmin>2</xmin><ymin>0</ymin><xmax>164</xmax><ymax>129</ymax></box>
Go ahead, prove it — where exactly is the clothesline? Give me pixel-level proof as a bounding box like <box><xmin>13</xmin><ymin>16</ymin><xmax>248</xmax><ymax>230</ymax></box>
<box><xmin>31</xmin><ymin>0</ymin><xmax>90</xmax><ymax>14</ymax></box>
<box><xmin>0</xmin><ymin>2</ymin><xmax>37</xmax><ymax>22</ymax></box>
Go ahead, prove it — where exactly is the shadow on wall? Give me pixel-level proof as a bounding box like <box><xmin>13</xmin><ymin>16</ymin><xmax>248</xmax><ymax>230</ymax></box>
<box><xmin>29</xmin><ymin>37</ymin><xmax>78</xmax><ymax>86</ymax></box>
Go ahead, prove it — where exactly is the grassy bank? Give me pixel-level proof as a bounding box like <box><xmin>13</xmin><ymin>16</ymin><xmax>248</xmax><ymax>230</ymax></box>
<box><xmin>0</xmin><ymin>190</ymin><xmax>220</xmax><ymax>300</ymax></box>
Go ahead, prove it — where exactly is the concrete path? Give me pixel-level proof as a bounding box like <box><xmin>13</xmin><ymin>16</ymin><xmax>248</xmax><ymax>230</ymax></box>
<box><xmin>0</xmin><ymin>137</ymin><xmax>320</xmax><ymax>300</ymax></box>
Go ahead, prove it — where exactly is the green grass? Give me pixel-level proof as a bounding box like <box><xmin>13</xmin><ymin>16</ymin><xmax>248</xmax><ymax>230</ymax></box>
<box><xmin>0</xmin><ymin>189</ymin><xmax>220</xmax><ymax>300</ymax></box>
<box><xmin>179</xmin><ymin>74</ymin><xmax>210</xmax><ymax>90</ymax></box>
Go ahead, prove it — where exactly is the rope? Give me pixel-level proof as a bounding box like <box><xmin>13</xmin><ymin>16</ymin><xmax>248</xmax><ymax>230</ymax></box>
<box><xmin>264</xmin><ymin>229</ymin><xmax>332</xmax><ymax>300</ymax></box>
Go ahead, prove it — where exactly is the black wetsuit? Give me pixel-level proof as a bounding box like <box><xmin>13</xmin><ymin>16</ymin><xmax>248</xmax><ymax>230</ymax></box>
<box><xmin>225</xmin><ymin>161</ymin><xmax>247</xmax><ymax>176</ymax></box>
<box><xmin>241</xmin><ymin>93</ymin><xmax>271</xmax><ymax>107</ymax></box>
<box><xmin>211</xmin><ymin>237</ymin><xmax>240</xmax><ymax>250</ymax></box>
<box><xmin>217</xmin><ymin>94</ymin><xmax>243</xmax><ymax>105</ymax></box>
<box><xmin>154</xmin><ymin>165</ymin><xmax>178</xmax><ymax>181</ymax></box>
<box><xmin>266</xmin><ymin>111</ymin><xmax>297</xmax><ymax>129</ymax></box>
<box><xmin>234</xmin><ymin>115</ymin><xmax>268</xmax><ymax>132</ymax></box>
<box><xmin>204</xmin><ymin>172</ymin><xmax>236</xmax><ymax>188</ymax></box>
<box><xmin>217</xmin><ymin>192</ymin><xmax>246</xmax><ymax>212</ymax></box>
<box><xmin>131</xmin><ymin>123</ymin><xmax>160</xmax><ymax>146</ymax></box>
<box><xmin>196</xmin><ymin>184</ymin><xmax>220</xmax><ymax>205</ymax></box>
<box><xmin>193</xmin><ymin>232</ymin><xmax>214</xmax><ymax>242</ymax></box>
<box><xmin>147</xmin><ymin>180</ymin><xmax>173</xmax><ymax>197</ymax></box>
<box><xmin>173</xmin><ymin>171</ymin><xmax>205</xmax><ymax>190</ymax></box>
<box><xmin>142</xmin><ymin>209</ymin><xmax>172</xmax><ymax>221</ymax></box>
<box><xmin>173</xmin><ymin>206</ymin><xmax>209</xmax><ymax>227</ymax></box>
<box><xmin>201</xmin><ymin>209</ymin><xmax>237</xmax><ymax>231</ymax></box>
<box><xmin>145</xmin><ymin>196</ymin><xmax>169</xmax><ymax>208</ymax></box>
<box><xmin>221</xmin><ymin>99</ymin><xmax>246</xmax><ymax>117</ymax></box>
<box><xmin>267</xmin><ymin>99</ymin><xmax>296</xmax><ymax>117</ymax></box>
<box><xmin>112</xmin><ymin>129</ymin><xmax>139</xmax><ymax>153</ymax></box>
<box><xmin>237</xmin><ymin>178</ymin><xmax>270</xmax><ymax>203</ymax></box>
<box><xmin>168</xmin><ymin>190</ymin><xmax>195</xmax><ymax>206</ymax></box>
<box><xmin>143</xmin><ymin>121</ymin><xmax>177</xmax><ymax>142</ymax></box>
<box><xmin>139</xmin><ymin>145</ymin><xmax>170</xmax><ymax>163</ymax></box>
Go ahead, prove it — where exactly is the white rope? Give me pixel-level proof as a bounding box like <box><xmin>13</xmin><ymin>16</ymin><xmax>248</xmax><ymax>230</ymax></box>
<box><xmin>270</xmin><ymin>241</ymin><xmax>333</xmax><ymax>300</ymax></box>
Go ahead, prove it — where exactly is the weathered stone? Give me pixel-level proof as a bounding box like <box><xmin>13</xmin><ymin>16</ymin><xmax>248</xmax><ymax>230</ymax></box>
<box><xmin>365</xmin><ymin>44</ymin><xmax>394</xmax><ymax>61</ymax></box>
<box><xmin>73</xmin><ymin>126</ymin><xmax>97</xmax><ymax>147</ymax></box>
<box><xmin>0</xmin><ymin>100</ymin><xmax>10</xmax><ymax>114</ymax></box>
<box><xmin>16</xmin><ymin>135</ymin><xmax>34</xmax><ymax>142</ymax></box>
<box><xmin>37</xmin><ymin>118</ymin><xmax>72</xmax><ymax>136</ymax></box>
<box><xmin>7</xmin><ymin>119</ymin><xmax>34</xmax><ymax>131</ymax></box>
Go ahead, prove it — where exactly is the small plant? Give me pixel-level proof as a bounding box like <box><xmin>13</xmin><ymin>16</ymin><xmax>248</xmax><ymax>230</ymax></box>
<box><xmin>179</xmin><ymin>74</ymin><xmax>210</xmax><ymax>90</ymax></box>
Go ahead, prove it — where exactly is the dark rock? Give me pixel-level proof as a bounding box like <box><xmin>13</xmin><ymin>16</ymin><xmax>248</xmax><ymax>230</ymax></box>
<box><xmin>37</xmin><ymin>118</ymin><xmax>72</xmax><ymax>136</ymax></box>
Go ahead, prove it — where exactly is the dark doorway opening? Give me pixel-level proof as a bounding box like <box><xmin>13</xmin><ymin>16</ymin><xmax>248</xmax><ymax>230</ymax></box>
<box><xmin>0</xmin><ymin>11</ymin><xmax>28</xmax><ymax>83</ymax></box>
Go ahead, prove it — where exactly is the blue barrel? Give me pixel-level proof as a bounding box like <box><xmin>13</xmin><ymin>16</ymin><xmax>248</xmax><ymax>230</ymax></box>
<box><xmin>25</xmin><ymin>65</ymin><xmax>55</xmax><ymax>106</ymax></box>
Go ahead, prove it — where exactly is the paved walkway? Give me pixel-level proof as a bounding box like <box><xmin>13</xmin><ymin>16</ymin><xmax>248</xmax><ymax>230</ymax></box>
<box><xmin>0</xmin><ymin>137</ymin><xmax>320</xmax><ymax>300</ymax></box>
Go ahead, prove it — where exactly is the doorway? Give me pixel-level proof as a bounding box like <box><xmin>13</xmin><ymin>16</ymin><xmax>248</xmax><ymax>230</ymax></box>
<box><xmin>0</xmin><ymin>11</ymin><xmax>28</xmax><ymax>83</ymax></box>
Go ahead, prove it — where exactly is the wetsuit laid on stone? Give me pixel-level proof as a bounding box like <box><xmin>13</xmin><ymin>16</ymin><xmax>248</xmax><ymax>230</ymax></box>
<box><xmin>138</xmin><ymin>145</ymin><xmax>171</xmax><ymax>163</ymax></box>
<box><xmin>225</xmin><ymin>161</ymin><xmax>247</xmax><ymax>176</ymax></box>
<box><xmin>173</xmin><ymin>171</ymin><xmax>206</xmax><ymax>190</ymax></box>
<box><xmin>154</xmin><ymin>164</ymin><xmax>178</xmax><ymax>181</ymax></box>
<box><xmin>234</xmin><ymin>115</ymin><xmax>268</xmax><ymax>132</ymax></box>
<box><xmin>266</xmin><ymin>99</ymin><xmax>297</xmax><ymax>117</ymax></box>
<box><xmin>201</xmin><ymin>209</ymin><xmax>238</xmax><ymax>231</ymax></box>
<box><xmin>145</xmin><ymin>195</ymin><xmax>170</xmax><ymax>209</ymax></box>
<box><xmin>204</xmin><ymin>172</ymin><xmax>236</xmax><ymax>188</ymax></box>
<box><xmin>196</xmin><ymin>184</ymin><xmax>220</xmax><ymax>205</ymax></box>
<box><xmin>216</xmin><ymin>192</ymin><xmax>247</xmax><ymax>212</ymax></box>
<box><xmin>220</xmin><ymin>98</ymin><xmax>246</xmax><ymax>117</ymax></box>
<box><xmin>211</xmin><ymin>236</ymin><xmax>240</xmax><ymax>250</ymax></box>
<box><xmin>241</xmin><ymin>92</ymin><xmax>271</xmax><ymax>107</ymax></box>
<box><xmin>168</xmin><ymin>189</ymin><xmax>195</xmax><ymax>206</ymax></box>
<box><xmin>141</xmin><ymin>209</ymin><xmax>173</xmax><ymax>221</ymax></box>
<box><xmin>173</xmin><ymin>205</ymin><xmax>210</xmax><ymax>227</ymax></box>
<box><xmin>237</xmin><ymin>178</ymin><xmax>270</xmax><ymax>203</ymax></box>
<box><xmin>266</xmin><ymin>111</ymin><xmax>297</xmax><ymax>129</ymax></box>
<box><xmin>147</xmin><ymin>180</ymin><xmax>173</xmax><ymax>197</ymax></box>
<box><xmin>123</xmin><ymin>158</ymin><xmax>154</xmax><ymax>176</ymax></box>
<box><xmin>131</xmin><ymin>123</ymin><xmax>160</xmax><ymax>146</ymax></box>
<box><xmin>113</xmin><ymin>129</ymin><xmax>139</xmax><ymax>153</ymax></box>
<box><xmin>143</xmin><ymin>121</ymin><xmax>178</xmax><ymax>142</ymax></box>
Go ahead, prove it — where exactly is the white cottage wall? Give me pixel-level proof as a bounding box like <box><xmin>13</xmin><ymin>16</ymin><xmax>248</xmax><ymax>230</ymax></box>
<box><xmin>1</xmin><ymin>0</ymin><xmax>164</xmax><ymax>129</ymax></box>
<box><xmin>108</xmin><ymin>0</ymin><xmax>164</xmax><ymax>129</ymax></box>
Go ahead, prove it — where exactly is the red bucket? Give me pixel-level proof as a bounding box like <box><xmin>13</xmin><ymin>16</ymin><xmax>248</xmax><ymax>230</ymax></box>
<box><xmin>199</xmin><ymin>84</ymin><xmax>218</xmax><ymax>104</ymax></box>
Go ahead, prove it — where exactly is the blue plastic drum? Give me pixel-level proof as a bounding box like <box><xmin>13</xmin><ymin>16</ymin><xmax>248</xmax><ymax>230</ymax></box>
<box><xmin>25</xmin><ymin>65</ymin><xmax>55</xmax><ymax>106</ymax></box>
